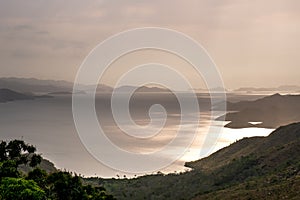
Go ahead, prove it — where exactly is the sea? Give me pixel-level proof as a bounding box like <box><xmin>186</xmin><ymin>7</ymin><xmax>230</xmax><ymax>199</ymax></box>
<box><xmin>0</xmin><ymin>93</ymin><xmax>274</xmax><ymax>178</ymax></box>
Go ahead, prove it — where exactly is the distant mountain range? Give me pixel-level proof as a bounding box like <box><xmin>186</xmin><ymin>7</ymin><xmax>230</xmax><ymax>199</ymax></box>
<box><xmin>114</xmin><ymin>85</ymin><xmax>170</xmax><ymax>93</ymax></box>
<box><xmin>193</xmin><ymin>87</ymin><xmax>228</xmax><ymax>93</ymax></box>
<box><xmin>235</xmin><ymin>85</ymin><xmax>300</xmax><ymax>93</ymax></box>
<box><xmin>0</xmin><ymin>77</ymin><xmax>112</xmax><ymax>94</ymax></box>
<box><xmin>216</xmin><ymin>93</ymin><xmax>300</xmax><ymax>128</ymax></box>
<box><xmin>0</xmin><ymin>77</ymin><xmax>172</xmax><ymax>94</ymax></box>
<box><xmin>195</xmin><ymin>85</ymin><xmax>300</xmax><ymax>93</ymax></box>
<box><xmin>2</xmin><ymin>77</ymin><xmax>299</xmax><ymax>95</ymax></box>
<box><xmin>0</xmin><ymin>77</ymin><xmax>74</xmax><ymax>93</ymax></box>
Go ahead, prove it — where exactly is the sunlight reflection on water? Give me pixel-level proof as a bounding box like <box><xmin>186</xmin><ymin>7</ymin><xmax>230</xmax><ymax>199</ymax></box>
<box><xmin>179</xmin><ymin>125</ymin><xmax>274</xmax><ymax>164</ymax></box>
<box><xmin>0</xmin><ymin>95</ymin><xmax>275</xmax><ymax>178</ymax></box>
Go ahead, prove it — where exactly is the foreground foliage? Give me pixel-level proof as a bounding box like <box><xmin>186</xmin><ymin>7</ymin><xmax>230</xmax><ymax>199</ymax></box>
<box><xmin>0</xmin><ymin>177</ymin><xmax>46</xmax><ymax>200</ymax></box>
<box><xmin>0</xmin><ymin>140</ymin><xmax>115</xmax><ymax>200</ymax></box>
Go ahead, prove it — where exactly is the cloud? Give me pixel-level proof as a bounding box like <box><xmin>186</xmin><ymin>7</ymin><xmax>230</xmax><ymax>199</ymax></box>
<box><xmin>0</xmin><ymin>0</ymin><xmax>299</xmax><ymax>88</ymax></box>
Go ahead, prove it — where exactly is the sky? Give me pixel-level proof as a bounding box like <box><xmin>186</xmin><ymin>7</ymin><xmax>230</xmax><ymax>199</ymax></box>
<box><xmin>0</xmin><ymin>0</ymin><xmax>299</xmax><ymax>89</ymax></box>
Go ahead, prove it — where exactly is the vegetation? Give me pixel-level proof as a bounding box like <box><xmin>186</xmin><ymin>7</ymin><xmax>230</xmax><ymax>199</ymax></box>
<box><xmin>1</xmin><ymin>122</ymin><xmax>300</xmax><ymax>199</ymax></box>
<box><xmin>0</xmin><ymin>177</ymin><xmax>46</xmax><ymax>200</ymax></box>
<box><xmin>87</xmin><ymin>122</ymin><xmax>300</xmax><ymax>200</ymax></box>
<box><xmin>0</xmin><ymin>139</ymin><xmax>115</xmax><ymax>200</ymax></box>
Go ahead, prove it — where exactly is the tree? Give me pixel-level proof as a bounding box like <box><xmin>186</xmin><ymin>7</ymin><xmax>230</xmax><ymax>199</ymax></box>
<box><xmin>30</xmin><ymin>154</ymin><xmax>42</xmax><ymax>168</ymax></box>
<box><xmin>47</xmin><ymin>171</ymin><xmax>87</xmax><ymax>200</ymax></box>
<box><xmin>0</xmin><ymin>177</ymin><xmax>46</xmax><ymax>200</ymax></box>
<box><xmin>27</xmin><ymin>168</ymin><xmax>48</xmax><ymax>189</ymax></box>
<box><xmin>0</xmin><ymin>140</ymin><xmax>116</xmax><ymax>200</ymax></box>
<box><xmin>0</xmin><ymin>140</ymin><xmax>41</xmax><ymax>168</ymax></box>
<box><xmin>0</xmin><ymin>160</ymin><xmax>19</xmax><ymax>178</ymax></box>
<box><xmin>46</xmin><ymin>171</ymin><xmax>116</xmax><ymax>200</ymax></box>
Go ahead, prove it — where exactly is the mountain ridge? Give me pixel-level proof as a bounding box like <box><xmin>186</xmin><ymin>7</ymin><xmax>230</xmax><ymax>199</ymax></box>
<box><xmin>217</xmin><ymin>93</ymin><xmax>300</xmax><ymax>128</ymax></box>
<box><xmin>0</xmin><ymin>77</ymin><xmax>173</xmax><ymax>94</ymax></box>
<box><xmin>235</xmin><ymin>85</ymin><xmax>300</xmax><ymax>92</ymax></box>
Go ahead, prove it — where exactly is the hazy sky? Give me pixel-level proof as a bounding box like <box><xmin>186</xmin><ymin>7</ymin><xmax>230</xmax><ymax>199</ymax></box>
<box><xmin>0</xmin><ymin>0</ymin><xmax>299</xmax><ymax>89</ymax></box>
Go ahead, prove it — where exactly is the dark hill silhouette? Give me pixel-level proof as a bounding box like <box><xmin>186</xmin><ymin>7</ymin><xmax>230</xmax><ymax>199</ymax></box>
<box><xmin>0</xmin><ymin>88</ymin><xmax>51</xmax><ymax>103</ymax></box>
<box><xmin>0</xmin><ymin>88</ymin><xmax>34</xmax><ymax>102</ymax></box>
<box><xmin>216</xmin><ymin>93</ymin><xmax>300</xmax><ymax>128</ymax></box>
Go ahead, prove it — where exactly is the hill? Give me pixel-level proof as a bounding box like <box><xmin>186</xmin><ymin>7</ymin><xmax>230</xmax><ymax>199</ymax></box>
<box><xmin>216</xmin><ymin>93</ymin><xmax>300</xmax><ymax>128</ymax></box>
<box><xmin>97</xmin><ymin>122</ymin><xmax>300</xmax><ymax>199</ymax></box>
<box><xmin>0</xmin><ymin>88</ymin><xmax>35</xmax><ymax>102</ymax></box>
<box><xmin>0</xmin><ymin>88</ymin><xmax>51</xmax><ymax>103</ymax></box>
<box><xmin>0</xmin><ymin>77</ymin><xmax>74</xmax><ymax>93</ymax></box>
<box><xmin>18</xmin><ymin>157</ymin><xmax>57</xmax><ymax>174</ymax></box>
<box><xmin>186</xmin><ymin>122</ymin><xmax>300</xmax><ymax>171</ymax></box>
<box><xmin>191</xmin><ymin>122</ymin><xmax>300</xmax><ymax>199</ymax></box>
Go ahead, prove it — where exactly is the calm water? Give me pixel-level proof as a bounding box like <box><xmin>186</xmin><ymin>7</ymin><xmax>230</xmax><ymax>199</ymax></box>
<box><xmin>0</xmin><ymin>93</ymin><xmax>273</xmax><ymax>178</ymax></box>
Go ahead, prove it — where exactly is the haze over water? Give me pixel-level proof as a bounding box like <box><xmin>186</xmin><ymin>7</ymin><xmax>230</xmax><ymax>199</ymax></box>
<box><xmin>0</xmin><ymin>93</ymin><xmax>274</xmax><ymax>178</ymax></box>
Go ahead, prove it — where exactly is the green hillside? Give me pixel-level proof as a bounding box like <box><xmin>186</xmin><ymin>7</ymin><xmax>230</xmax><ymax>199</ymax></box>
<box><xmin>98</xmin><ymin>122</ymin><xmax>300</xmax><ymax>199</ymax></box>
